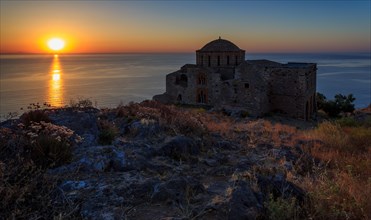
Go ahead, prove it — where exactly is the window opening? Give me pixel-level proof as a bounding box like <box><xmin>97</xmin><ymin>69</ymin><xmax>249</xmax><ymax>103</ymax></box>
<box><xmin>198</xmin><ymin>73</ymin><xmax>206</xmax><ymax>85</ymax></box>
<box><xmin>179</xmin><ymin>74</ymin><xmax>188</xmax><ymax>87</ymax></box>
<box><xmin>197</xmin><ymin>89</ymin><xmax>207</xmax><ymax>104</ymax></box>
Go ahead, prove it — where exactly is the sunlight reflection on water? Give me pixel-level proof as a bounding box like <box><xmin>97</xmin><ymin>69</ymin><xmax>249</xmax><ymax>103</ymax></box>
<box><xmin>48</xmin><ymin>55</ymin><xmax>64</xmax><ymax>107</ymax></box>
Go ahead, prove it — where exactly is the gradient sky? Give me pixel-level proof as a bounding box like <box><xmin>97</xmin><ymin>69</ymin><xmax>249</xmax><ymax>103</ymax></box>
<box><xmin>1</xmin><ymin>1</ymin><xmax>370</xmax><ymax>53</ymax></box>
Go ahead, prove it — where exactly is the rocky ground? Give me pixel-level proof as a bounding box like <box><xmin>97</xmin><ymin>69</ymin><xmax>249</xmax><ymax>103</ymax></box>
<box><xmin>0</xmin><ymin>101</ymin><xmax>334</xmax><ymax>219</ymax></box>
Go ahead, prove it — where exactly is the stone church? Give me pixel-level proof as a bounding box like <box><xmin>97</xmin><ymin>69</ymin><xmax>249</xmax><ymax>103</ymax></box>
<box><xmin>154</xmin><ymin>38</ymin><xmax>317</xmax><ymax>120</ymax></box>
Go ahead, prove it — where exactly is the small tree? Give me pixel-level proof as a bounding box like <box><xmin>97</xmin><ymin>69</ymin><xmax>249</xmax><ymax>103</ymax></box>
<box><xmin>316</xmin><ymin>93</ymin><xmax>356</xmax><ymax>117</ymax></box>
<box><xmin>334</xmin><ymin>94</ymin><xmax>355</xmax><ymax>113</ymax></box>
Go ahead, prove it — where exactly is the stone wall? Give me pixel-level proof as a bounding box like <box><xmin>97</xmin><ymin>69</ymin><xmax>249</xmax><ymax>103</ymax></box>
<box><xmin>268</xmin><ymin>64</ymin><xmax>317</xmax><ymax>119</ymax></box>
<box><xmin>165</xmin><ymin>65</ymin><xmax>216</xmax><ymax>106</ymax></box>
<box><xmin>159</xmin><ymin>59</ymin><xmax>317</xmax><ymax>120</ymax></box>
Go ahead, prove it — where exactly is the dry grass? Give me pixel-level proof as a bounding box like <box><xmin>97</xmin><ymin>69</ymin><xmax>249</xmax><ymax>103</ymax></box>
<box><xmin>115</xmin><ymin>100</ymin><xmax>206</xmax><ymax>136</ymax></box>
<box><xmin>300</xmin><ymin>121</ymin><xmax>371</xmax><ymax>219</ymax></box>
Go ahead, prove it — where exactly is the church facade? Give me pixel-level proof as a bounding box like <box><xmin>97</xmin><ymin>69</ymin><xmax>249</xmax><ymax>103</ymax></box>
<box><xmin>153</xmin><ymin>38</ymin><xmax>317</xmax><ymax>120</ymax></box>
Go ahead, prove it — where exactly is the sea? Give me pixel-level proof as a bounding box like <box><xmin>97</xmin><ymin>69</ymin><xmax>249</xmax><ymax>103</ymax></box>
<box><xmin>0</xmin><ymin>53</ymin><xmax>370</xmax><ymax>119</ymax></box>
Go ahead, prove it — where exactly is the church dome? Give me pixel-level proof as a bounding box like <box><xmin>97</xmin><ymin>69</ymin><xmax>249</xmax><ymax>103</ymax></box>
<box><xmin>198</xmin><ymin>37</ymin><xmax>242</xmax><ymax>52</ymax></box>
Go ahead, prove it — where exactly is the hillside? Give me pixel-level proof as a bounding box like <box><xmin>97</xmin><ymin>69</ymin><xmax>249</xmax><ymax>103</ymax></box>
<box><xmin>1</xmin><ymin>101</ymin><xmax>370</xmax><ymax>219</ymax></box>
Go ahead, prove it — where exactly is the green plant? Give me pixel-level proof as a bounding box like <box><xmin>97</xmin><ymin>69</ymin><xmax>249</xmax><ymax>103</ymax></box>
<box><xmin>98</xmin><ymin>120</ymin><xmax>118</xmax><ymax>145</ymax></box>
<box><xmin>317</xmin><ymin>93</ymin><xmax>356</xmax><ymax>117</ymax></box>
<box><xmin>336</xmin><ymin>117</ymin><xmax>359</xmax><ymax>127</ymax></box>
<box><xmin>266</xmin><ymin>194</ymin><xmax>299</xmax><ymax>220</ymax></box>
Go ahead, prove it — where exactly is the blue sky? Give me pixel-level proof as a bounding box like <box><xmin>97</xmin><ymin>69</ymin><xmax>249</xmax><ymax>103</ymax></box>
<box><xmin>1</xmin><ymin>0</ymin><xmax>370</xmax><ymax>53</ymax></box>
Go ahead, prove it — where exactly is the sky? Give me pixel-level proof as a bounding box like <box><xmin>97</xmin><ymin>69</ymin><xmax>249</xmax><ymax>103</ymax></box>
<box><xmin>0</xmin><ymin>1</ymin><xmax>370</xmax><ymax>53</ymax></box>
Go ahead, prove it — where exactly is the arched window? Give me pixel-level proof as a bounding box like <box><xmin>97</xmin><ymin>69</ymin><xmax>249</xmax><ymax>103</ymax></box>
<box><xmin>177</xmin><ymin>94</ymin><xmax>182</xmax><ymax>101</ymax></box>
<box><xmin>227</xmin><ymin>56</ymin><xmax>230</xmax><ymax>65</ymax></box>
<box><xmin>235</xmin><ymin>56</ymin><xmax>238</xmax><ymax>65</ymax></box>
<box><xmin>208</xmin><ymin>56</ymin><xmax>211</xmax><ymax>67</ymax></box>
<box><xmin>197</xmin><ymin>89</ymin><xmax>207</xmax><ymax>104</ymax></box>
<box><xmin>217</xmin><ymin>56</ymin><xmax>220</xmax><ymax>66</ymax></box>
<box><xmin>198</xmin><ymin>73</ymin><xmax>206</xmax><ymax>85</ymax></box>
<box><xmin>200</xmin><ymin>55</ymin><xmax>203</xmax><ymax>66</ymax></box>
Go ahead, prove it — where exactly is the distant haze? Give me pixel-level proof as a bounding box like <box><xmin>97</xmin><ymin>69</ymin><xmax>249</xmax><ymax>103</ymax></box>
<box><xmin>0</xmin><ymin>1</ymin><xmax>370</xmax><ymax>53</ymax></box>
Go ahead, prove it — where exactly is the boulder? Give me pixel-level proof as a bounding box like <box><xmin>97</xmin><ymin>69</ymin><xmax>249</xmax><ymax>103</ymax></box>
<box><xmin>227</xmin><ymin>181</ymin><xmax>260</xmax><ymax>220</ymax></box>
<box><xmin>159</xmin><ymin>136</ymin><xmax>200</xmax><ymax>161</ymax></box>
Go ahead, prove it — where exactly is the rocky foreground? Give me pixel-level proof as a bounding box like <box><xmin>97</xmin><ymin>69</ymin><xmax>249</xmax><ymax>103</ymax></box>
<box><xmin>1</xmin><ymin>101</ymin><xmax>369</xmax><ymax>219</ymax></box>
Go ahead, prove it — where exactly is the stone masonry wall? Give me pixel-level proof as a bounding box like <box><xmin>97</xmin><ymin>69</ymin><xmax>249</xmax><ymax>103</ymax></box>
<box><xmin>268</xmin><ymin>64</ymin><xmax>317</xmax><ymax>119</ymax></box>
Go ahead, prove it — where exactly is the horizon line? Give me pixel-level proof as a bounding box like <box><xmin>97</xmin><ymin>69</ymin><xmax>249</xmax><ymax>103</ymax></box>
<box><xmin>1</xmin><ymin>51</ymin><xmax>370</xmax><ymax>55</ymax></box>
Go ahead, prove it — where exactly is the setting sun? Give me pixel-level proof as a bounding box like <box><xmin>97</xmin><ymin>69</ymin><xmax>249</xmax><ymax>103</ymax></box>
<box><xmin>47</xmin><ymin>38</ymin><xmax>65</xmax><ymax>51</ymax></box>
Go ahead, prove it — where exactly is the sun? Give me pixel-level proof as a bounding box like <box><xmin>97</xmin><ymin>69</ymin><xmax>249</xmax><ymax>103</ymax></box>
<box><xmin>47</xmin><ymin>38</ymin><xmax>65</xmax><ymax>51</ymax></box>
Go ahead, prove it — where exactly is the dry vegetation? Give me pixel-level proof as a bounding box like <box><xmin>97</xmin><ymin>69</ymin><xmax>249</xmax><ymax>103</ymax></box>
<box><xmin>0</xmin><ymin>100</ymin><xmax>370</xmax><ymax>219</ymax></box>
<box><xmin>300</xmin><ymin>121</ymin><xmax>371</xmax><ymax>219</ymax></box>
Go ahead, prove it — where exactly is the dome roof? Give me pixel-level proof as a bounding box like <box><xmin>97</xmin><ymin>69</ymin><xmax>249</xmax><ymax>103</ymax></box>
<box><xmin>198</xmin><ymin>37</ymin><xmax>242</xmax><ymax>52</ymax></box>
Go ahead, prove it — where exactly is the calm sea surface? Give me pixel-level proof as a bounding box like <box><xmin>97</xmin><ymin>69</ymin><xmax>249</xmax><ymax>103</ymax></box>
<box><xmin>1</xmin><ymin>53</ymin><xmax>370</xmax><ymax>118</ymax></box>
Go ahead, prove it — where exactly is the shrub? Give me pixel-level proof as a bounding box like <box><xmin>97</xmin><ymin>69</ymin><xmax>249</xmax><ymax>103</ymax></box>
<box><xmin>317</xmin><ymin>93</ymin><xmax>356</xmax><ymax>117</ymax></box>
<box><xmin>0</xmin><ymin>128</ymin><xmax>79</xmax><ymax>219</ymax></box>
<box><xmin>336</xmin><ymin>117</ymin><xmax>359</xmax><ymax>127</ymax></box>
<box><xmin>29</xmin><ymin>135</ymin><xmax>72</xmax><ymax>168</ymax></box>
<box><xmin>266</xmin><ymin>194</ymin><xmax>299</xmax><ymax>220</ymax></box>
<box><xmin>98</xmin><ymin>120</ymin><xmax>118</xmax><ymax>145</ymax></box>
<box><xmin>69</xmin><ymin>98</ymin><xmax>93</xmax><ymax>108</ymax></box>
<box><xmin>20</xmin><ymin>110</ymin><xmax>51</xmax><ymax>126</ymax></box>
<box><xmin>21</xmin><ymin>121</ymin><xmax>82</xmax><ymax>168</ymax></box>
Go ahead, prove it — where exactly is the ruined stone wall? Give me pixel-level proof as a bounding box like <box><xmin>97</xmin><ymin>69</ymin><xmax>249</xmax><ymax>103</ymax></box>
<box><xmin>196</xmin><ymin>51</ymin><xmax>245</xmax><ymax>68</ymax></box>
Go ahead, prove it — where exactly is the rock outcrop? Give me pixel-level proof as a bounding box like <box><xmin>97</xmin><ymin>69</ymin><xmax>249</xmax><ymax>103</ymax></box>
<box><xmin>1</xmin><ymin>103</ymin><xmax>317</xmax><ymax>219</ymax></box>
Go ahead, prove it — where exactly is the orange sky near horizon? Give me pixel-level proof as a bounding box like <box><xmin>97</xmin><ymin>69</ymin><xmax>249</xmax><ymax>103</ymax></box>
<box><xmin>1</xmin><ymin>1</ymin><xmax>370</xmax><ymax>54</ymax></box>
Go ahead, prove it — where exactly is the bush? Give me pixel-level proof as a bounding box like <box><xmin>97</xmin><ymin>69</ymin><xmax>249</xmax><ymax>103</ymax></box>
<box><xmin>317</xmin><ymin>93</ymin><xmax>356</xmax><ymax>117</ymax></box>
<box><xmin>0</xmin><ymin>128</ymin><xmax>78</xmax><ymax>219</ymax></box>
<box><xmin>21</xmin><ymin>121</ymin><xmax>82</xmax><ymax>168</ymax></box>
<box><xmin>266</xmin><ymin>194</ymin><xmax>299</xmax><ymax>220</ymax></box>
<box><xmin>69</xmin><ymin>98</ymin><xmax>94</xmax><ymax>108</ymax></box>
<box><xmin>336</xmin><ymin>117</ymin><xmax>359</xmax><ymax>127</ymax></box>
<box><xmin>29</xmin><ymin>135</ymin><xmax>72</xmax><ymax>168</ymax></box>
<box><xmin>98</xmin><ymin>120</ymin><xmax>118</xmax><ymax>145</ymax></box>
<box><xmin>20</xmin><ymin>110</ymin><xmax>51</xmax><ymax>126</ymax></box>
